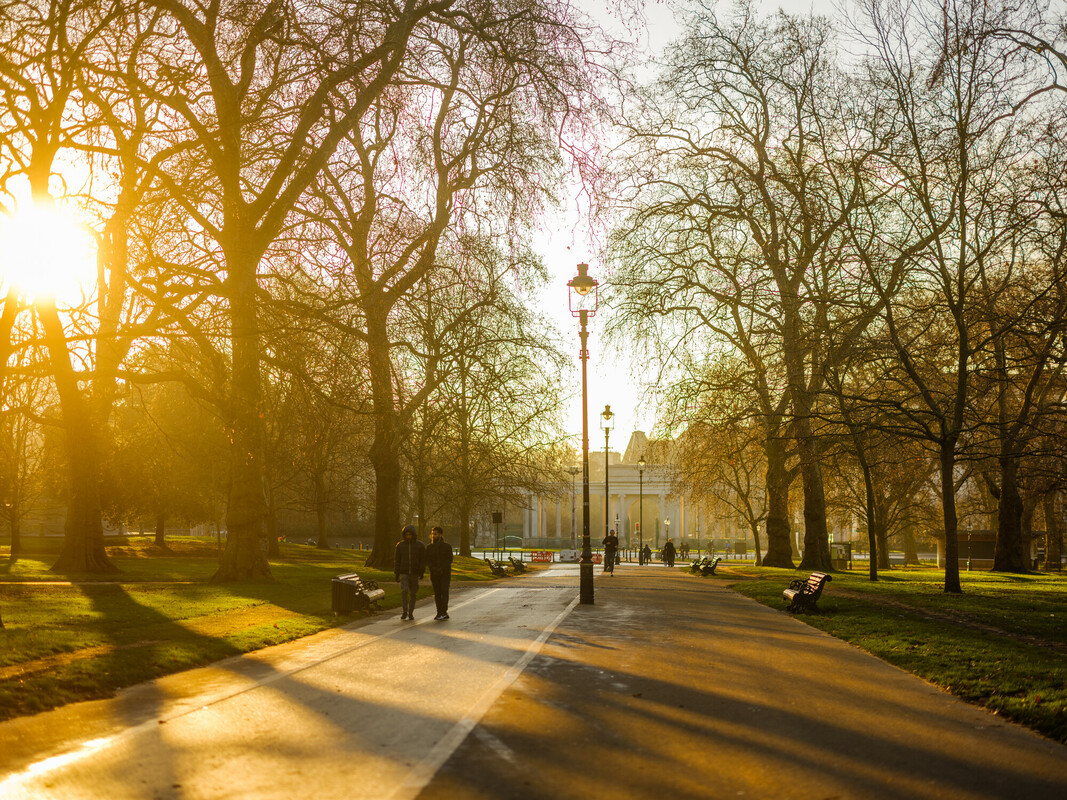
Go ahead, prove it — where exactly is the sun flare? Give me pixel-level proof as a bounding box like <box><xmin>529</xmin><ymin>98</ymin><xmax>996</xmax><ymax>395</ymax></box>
<box><xmin>0</xmin><ymin>202</ymin><xmax>97</xmax><ymax>304</ymax></box>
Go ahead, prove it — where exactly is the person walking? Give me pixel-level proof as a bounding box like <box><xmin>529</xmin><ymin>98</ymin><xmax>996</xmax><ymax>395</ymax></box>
<box><xmin>601</xmin><ymin>529</ymin><xmax>619</xmax><ymax>575</ymax></box>
<box><xmin>642</xmin><ymin>543</ymin><xmax>651</xmax><ymax>566</ymax></box>
<box><xmin>426</xmin><ymin>525</ymin><xmax>454</xmax><ymax>620</ymax></box>
<box><xmin>393</xmin><ymin>524</ymin><xmax>426</xmax><ymax>620</ymax></box>
<box><xmin>662</xmin><ymin>537</ymin><xmax>676</xmax><ymax>568</ymax></box>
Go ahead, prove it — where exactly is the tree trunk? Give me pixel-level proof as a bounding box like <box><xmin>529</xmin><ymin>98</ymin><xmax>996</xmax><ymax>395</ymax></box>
<box><xmin>796</xmin><ymin>417</ymin><xmax>831</xmax><ymax>571</ymax></box>
<box><xmin>364</xmin><ymin>311</ymin><xmax>402</xmax><ymax>569</ymax></box>
<box><xmin>903</xmin><ymin>524</ymin><xmax>920</xmax><ymax>565</ymax></box>
<box><xmin>763</xmin><ymin>433</ymin><xmax>794</xmax><ymax>568</ymax></box>
<box><xmin>749</xmin><ymin>519</ymin><xmax>763</xmax><ymax>566</ymax></box>
<box><xmin>266</xmin><ymin>489</ymin><xmax>280</xmax><ymax>558</ymax></box>
<box><xmin>367</xmin><ymin>428</ymin><xmax>402</xmax><ymax>568</ymax></box>
<box><xmin>154</xmin><ymin>511</ymin><xmax>166</xmax><ymax>548</ymax></box>
<box><xmin>42</xmin><ymin>302</ymin><xmax>116</xmax><ymax>574</ymax></box>
<box><xmin>1</xmin><ymin>287</ymin><xmax>20</xmax><ymax>563</ymax></box>
<box><xmin>211</xmin><ymin>246</ymin><xmax>271</xmax><ymax>582</ymax></box>
<box><xmin>861</xmin><ymin>459</ymin><xmax>878</xmax><ymax>581</ymax></box>
<box><xmin>875</xmin><ymin>495</ymin><xmax>891</xmax><ymax>570</ymax></box>
<box><xmin>940</xmin><ymin>442</ymin><xmax>962</xmax><ymax>593</ymax></box>
<box><xmin>1043</xmin><ymin>491</ymin><xmax>1063</xmax><ymax>571</ymax></box>
<box><xmin>992</xmin><ymin>452</ymin><xmax>1029</xmax><ymax>572</ymax></box>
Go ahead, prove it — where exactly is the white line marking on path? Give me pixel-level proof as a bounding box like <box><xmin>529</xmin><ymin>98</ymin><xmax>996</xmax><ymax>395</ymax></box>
<box><xmin>390</xmin><ymin>593</ymin><xmax>581</xmax><ymax>800</ymax></box>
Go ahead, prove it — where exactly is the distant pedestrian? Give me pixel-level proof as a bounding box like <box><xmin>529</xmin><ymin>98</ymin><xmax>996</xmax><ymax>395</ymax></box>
<box><xmin>663</xmin><ymin>538</ymin><xmax>676</xmax><ymax>568</ymax></box>
<box><xmin>393</xmin><ymin>524</ymin><xmax>426</xmax><ymax>620</ymax></box>
<box><xmin>602</xmin><ymin>529</ymin><xmax>619</xmax><ymax>575</ymax></box>
<box><xmin>642</xmin><ymin>544</ymin><xmax>651</xmax><ymax>565</ymax></box>
<box><xmin>426</xmin><ymin>525</ymin><xmax>454</xmax><ymax>620</ymax></box>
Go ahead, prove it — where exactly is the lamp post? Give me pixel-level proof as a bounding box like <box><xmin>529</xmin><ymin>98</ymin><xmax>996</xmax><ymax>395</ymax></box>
<box><xmin>568</xmin><ymin>262</ymin><xmax>598</xmax><ymax>605</ymax></box>
<box><xmin>665</xmin><ymin>518</ymin><xmax>671</xmax><ymax>551</ymax></box>
<box><xmin>600</xmin><ymin>405</ymin><xmax>614</xmax><ymax>546</ymax></box>
<box><xmin>638</xmin><ymin>454</ymin><xmax>645</xmax><ymax>564</ymax></box>
<box><xmin>567</xmin><ymin>466</ymin><xmax>580</xmax><ymax>549</ymax></box>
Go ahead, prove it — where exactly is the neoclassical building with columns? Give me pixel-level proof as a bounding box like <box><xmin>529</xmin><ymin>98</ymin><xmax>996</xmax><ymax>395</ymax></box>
<box><xmin>502</xmin><ymin>431</ymin><xmax>718</xmax><ymax>551</ymax></box>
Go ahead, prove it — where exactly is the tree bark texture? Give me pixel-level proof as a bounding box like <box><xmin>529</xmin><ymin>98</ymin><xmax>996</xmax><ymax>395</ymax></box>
<box><xmin>762</xmin><ymin>434</ymin><xmax>794</xmax><ymax>568</ymax></box>
<box><xmin>903</xmin><ymin>525</ymin><xmax>920</xmax><ymax>565</ymax></box>
<box><xmin>860</xmin><ymin>459</ymin><xmax>878</xmax><ymax>581</ymax></box>
<box><xmin>749</xmin><ymin>519</ymin><xmax>763</xmax><ymax>567</ymax></box>
<box><xmin>1043</xmin><ymin>491</ymin><xmax>1063</xmax><ymax>571</ymax></box>
<box><xmin>365</xmin><ymin>311</ymin><xmax>402</xmax><ymax>569</ymax></box>
<box><xmin>212</xmin><ymin>249</ymin><xmax>271</xmax><ymax>582</ymax></box>
<box><xmin>940</xmin><ymin>442</ymin><xmax>962</xmax><ymax>593</ymax></box>
<box><xmin>42</xmin><ymin>302</ymin><xmax>116</xmax><ymax>574</ymax></box>
<box><xmin>992</xmin><ymin>451</ymin><xmax>1029</xmax><ymax>572</ymax></box>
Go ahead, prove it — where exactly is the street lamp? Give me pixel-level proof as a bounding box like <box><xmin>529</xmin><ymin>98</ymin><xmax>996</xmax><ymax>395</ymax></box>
<box><xmin>568</xmin><ymin>262</ymin><xmax>598</xmax><ymax>605</ymax></box>
<box><xmin>567</xmin><ymin>465</ymin><xmax>580</xmax><ymax>549</ymax></box>
<box><xmin>638</xmin><ymin>454</ymin><xmax>645</xmax><ymax>564</ymax></box>
<box><xmin>664</xmin><ymin>517</ymin><xmax>671</xmax><ymax>550</ymax></box>
<box><xmin>600</xmin><ymin>405</ymin><xmax>614</xmax><ymax>547</ymax></box>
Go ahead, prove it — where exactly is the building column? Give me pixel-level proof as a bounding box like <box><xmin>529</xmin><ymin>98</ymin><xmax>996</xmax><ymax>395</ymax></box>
<box><xmin>555</xmin><ymin>500</ymin><xmax>562</xmax><ymax>541</ymax></box>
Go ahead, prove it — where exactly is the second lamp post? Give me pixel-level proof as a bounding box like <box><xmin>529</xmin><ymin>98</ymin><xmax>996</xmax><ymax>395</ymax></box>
<box><xmin>601</xmin><ymin>405</ymin><xmax>614</xmax><ymax>547</ymax></box>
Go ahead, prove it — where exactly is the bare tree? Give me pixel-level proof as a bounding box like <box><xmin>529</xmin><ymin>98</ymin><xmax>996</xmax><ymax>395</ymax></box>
<box><xmin>609</xmin><ymin>2</ymin><xmax>870</xmax><ymax>569</ymax></box>
<box><xmin>849</xmin><ymin>0</ymin><xmax>1053</xmax><ymax>591</ymax></box>
<box><xmin>306</xmin><ymin>2</ymin><xmax>598</xmax><ymax>568</ymax></box>
<box><xmin>138</xmin><ymin>0</ymin><xmax>453</xmax><ymax>580</ymax></box>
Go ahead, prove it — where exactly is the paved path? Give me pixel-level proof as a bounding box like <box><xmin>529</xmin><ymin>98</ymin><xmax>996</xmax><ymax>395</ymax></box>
<box><xmin>1</xmin><ymin>565</ymin><xmax>1065</xmax><ymax>799</ymax></box>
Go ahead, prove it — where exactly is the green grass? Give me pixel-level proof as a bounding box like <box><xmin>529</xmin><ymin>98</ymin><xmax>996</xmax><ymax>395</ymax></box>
<box><xmin>718</xmin><ymin>564</ymin><xmax>1067</xmax><ymax>744</ymax></box>
<box><xmin>0</xmin><ymin>536</ymin><xmax>498</xmax><ymax>721</ymax></box>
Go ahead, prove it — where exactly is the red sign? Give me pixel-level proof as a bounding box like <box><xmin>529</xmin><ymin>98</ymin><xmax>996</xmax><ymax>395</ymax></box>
<box><xmin>531</xmin><ymin>550</ymin><xmax>553</xmax><ymax>562</ymax></box>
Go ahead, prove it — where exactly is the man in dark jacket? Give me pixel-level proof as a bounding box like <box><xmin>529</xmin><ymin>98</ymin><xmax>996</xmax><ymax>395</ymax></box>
<box><xmin>394</xmin><ymin>524</ymin><xmax>426</xmax><ymax>620</ymax></box>
<box><xmin>425</xmin><ymin>525</ymin><xmax>454</xmax><ymax>620</ymax></box>
<box><xmin>601</xmin><ymin>529</ymin><xmax>619</xmax><ymax>575</ymax></box>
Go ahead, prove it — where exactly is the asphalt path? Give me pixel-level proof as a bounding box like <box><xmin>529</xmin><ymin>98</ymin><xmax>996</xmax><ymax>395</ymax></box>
<box><xmin>1</xmin><ymin>564</ymin><xmax>1065</xmax><ymax>800</ymax></box>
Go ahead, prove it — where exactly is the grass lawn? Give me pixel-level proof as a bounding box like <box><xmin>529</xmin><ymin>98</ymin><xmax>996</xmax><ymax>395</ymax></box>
<box><xmin>0</xmin><ymin>536</ymin><xmax>497</xmax><ymax>721</ymax></box>
<box><xmin>717</xmin><ymin>564</ymin><xmax>1067</xmax><ymax>745</ymax></box>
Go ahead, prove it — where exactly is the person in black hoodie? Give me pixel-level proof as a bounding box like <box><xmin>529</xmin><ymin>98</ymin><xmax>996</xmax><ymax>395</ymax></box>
<box><xmin>601</xmin><ymin>529</ymin><xmax>619</xmax><ymax>575</ymax></box>
<box><xmin>394</xmin><ymin>524</ymin><xmax>426</xmax><ymax>620</ymax></box>
<box><xmin>425</xmin><ymin>525</ymin><xmax>454</xmax><ymax>620</ymax></box>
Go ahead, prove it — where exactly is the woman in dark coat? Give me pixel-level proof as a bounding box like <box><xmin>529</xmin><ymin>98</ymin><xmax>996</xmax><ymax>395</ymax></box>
<box><xmin>662</xmin><ymin>538</ymin><xmax>677</xmax><ymax>568</ymax></box>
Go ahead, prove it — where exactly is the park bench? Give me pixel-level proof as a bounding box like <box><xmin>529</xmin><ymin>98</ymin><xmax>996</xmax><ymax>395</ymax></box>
<box><xmin>783</xmin><ymin>572</ymin><xmax>832</xmax><ymax>613</ymax></box>
<box><xmin>331</xmin><ymin>572</ymin><xmax>386</xmax><ymax>614</ymax></box>
<box><xmin>508</xmin><ymin>555</ymin><xmax>527</xmax><ymax>574</ymax></box>
<box><xmin>690</xmin><ymin>556</ymin><xmax>711</xmax><ymax>574</ymax></box>
<box><xmin>700</xmin><ymin>556</ymin><xmax>722</xmax><ymax>576</ymax></box>
<box><xmin>484</xmin><ymin>558</ymin><xmax>511</xmax><ymax>577</ymax></box>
